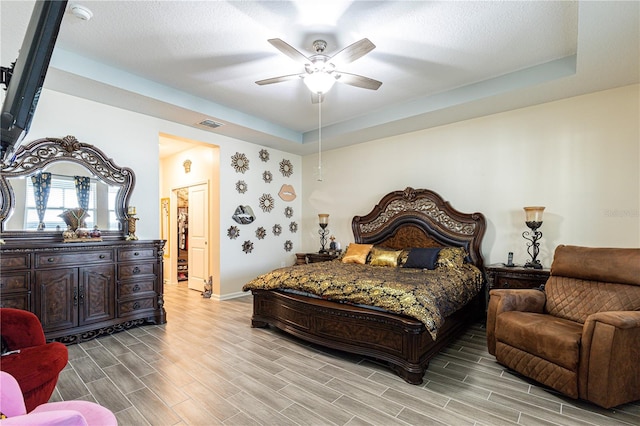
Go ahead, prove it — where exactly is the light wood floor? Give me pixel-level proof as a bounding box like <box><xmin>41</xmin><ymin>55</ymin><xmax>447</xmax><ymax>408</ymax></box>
<box><xmin>50</xmin><ymin>283</ymin><xmax>640</xmax><ymax>426</ymax></box>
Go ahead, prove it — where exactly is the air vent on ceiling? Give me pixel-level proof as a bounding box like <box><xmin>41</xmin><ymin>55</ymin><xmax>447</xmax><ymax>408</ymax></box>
<box><xmin>198</xmin><ymin>119</ymin><xmax>224</xmax><ymax>129</ymax></box>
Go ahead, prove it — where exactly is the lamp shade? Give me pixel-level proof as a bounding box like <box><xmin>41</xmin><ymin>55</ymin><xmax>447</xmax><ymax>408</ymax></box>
<box><xmin>304</xmin><ymin>72</ymin><xmax>336</xmax><ymax>94</ymax></box>
<box><xmin>318</xmin><ymin>213</ymin><xmax>329</xmax><ymax>225</ymax></box>
<box><xmin>524</xmin><ymin>206</ymin><xmax>545</xmax><ymax>223</ymax></box>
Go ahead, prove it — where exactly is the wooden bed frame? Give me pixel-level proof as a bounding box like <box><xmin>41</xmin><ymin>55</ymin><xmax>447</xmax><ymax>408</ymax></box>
<box><xmin>249</xmin><ymin>187</ymin><xmax>486</xmax><ymax>384</ymax></box>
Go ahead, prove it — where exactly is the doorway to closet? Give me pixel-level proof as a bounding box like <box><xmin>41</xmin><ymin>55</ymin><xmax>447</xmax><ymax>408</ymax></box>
<box><xmin>158</xmin><ymin>132</ymin><xmax>219</xmax><ymax>296</ymax></box>
<box><xmin>173</xmin><ymin>182</ymin><xmax>209</xmax><ymax>292</ymax></box>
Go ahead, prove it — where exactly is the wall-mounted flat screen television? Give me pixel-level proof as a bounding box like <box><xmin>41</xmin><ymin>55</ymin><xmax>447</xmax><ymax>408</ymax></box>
<box><xmin>1</xmin><ymin>0</ymin><xmax>67</xmax><ymax>163</ymax></box>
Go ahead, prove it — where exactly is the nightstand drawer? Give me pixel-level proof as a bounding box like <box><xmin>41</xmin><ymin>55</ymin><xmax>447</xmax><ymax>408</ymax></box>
<box><xmin>494</xmin><ymin>275</ymin><xmax>545</xmax><ymax>289</ymax></box>
<box><xmin>485</xmin><ymin>264</ymin><xmax>550</xmax><ymax>291</ymax></box>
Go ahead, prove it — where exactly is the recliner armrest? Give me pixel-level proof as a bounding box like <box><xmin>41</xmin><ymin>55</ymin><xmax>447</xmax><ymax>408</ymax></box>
<box><xmin>579</xmin><ymin>311</ymin><xmax>640</xmax><ymax>408</ymax></box>
<box><xmin>486</xmin><ymin>289</ymin><xmax>546</xmax><ymax>355</ymax></box>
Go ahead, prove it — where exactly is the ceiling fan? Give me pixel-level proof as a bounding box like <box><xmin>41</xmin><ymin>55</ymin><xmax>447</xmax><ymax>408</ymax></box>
<box><xmin>256</xmin><ymin>38</ymin><xmax>382</xmax><ymax>103</ymax></box>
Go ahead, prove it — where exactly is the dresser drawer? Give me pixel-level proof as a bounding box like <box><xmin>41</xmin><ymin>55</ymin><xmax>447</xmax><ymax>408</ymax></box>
<box><xmin>0</xmin><ymin>293</ymin><xmax>31</xmax><ymax>310</ymax></box>
<box><xmin>35</xmin><ymin>250</ymin><xmax>113</xmax><ymax>268</ymax></box>
<box><xmin>118</xmin><ymin>248</ymin><xmax>155</xmax><ymax>262</ymax></box>
<box><xmin>0</xmin><ymin>272</ymin><xmax>31</xmax><ymax>292</ymax></box>
<box><xmin>118</xmin><ymin>262</ymin><xmax>156</xmax><ymax>280</ymax></box>
<box><xmin>118</xmin><ymin>297</ymin><xmax>155</xmax><ymax>316</ymax></box>
<box><xmin>0</xmin><ymin>253</ymin><xmax>31</xmax><ymax>269</ymax></box>
<box><xmin>118</xmin><ymin>279</ymin><xmax>155</xmax><ymax>298</ymax></box>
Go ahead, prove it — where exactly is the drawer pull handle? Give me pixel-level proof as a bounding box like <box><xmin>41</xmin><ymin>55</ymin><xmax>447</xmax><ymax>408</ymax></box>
<box><xmin>73</xmin><ymin>289</ymin><xmax>78</xmax><ymax>306</ymax></box>
<box><xmin>133</xmin><ymin>267</ymin><xmax>141</xmax><ymax>274</ymax></box>
<box><xmin>133</xmin><ymin>284</ymin><xmax>141</xmax><ymax>292</ymax></box>
<box><xmin>99</xmin><ymin>254</ymin><xmax>106</xmax><ymax>259</ymax></box>
<box><xmin>503</xmin><ymin>281</ymin><xmax>510</xmax><ymax>288</ymax></box>
<box><xmin>134</xmin><ymin>252</ymin><xmax>140</xmax><ymax>256</ymax></box>
<box><xmin>48</xmin><ymin>258</ymin><xmax>55</xmax><ymax>263</ymax></box>
<box><xmin>133</xmin><ymin>302</ymin><xmax>140</xmax><ymax>310</ymax></box>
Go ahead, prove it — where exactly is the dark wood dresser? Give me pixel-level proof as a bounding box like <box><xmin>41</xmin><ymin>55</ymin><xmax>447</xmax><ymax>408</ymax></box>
<box><xmin>0</xmin><ymin>239</ymin><xmax>166</xmax><ymax>344</ymax></box>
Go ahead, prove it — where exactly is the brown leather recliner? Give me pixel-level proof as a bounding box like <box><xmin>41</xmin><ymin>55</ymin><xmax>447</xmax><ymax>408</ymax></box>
<box><xmin>487</xmin><ymin>245</ymin><xmax>640</xmax><ymax>409</ymax></box>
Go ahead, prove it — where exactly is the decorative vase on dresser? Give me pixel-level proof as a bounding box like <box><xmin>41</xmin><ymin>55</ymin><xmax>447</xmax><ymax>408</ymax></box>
<box><xmin>0</xmin><ymin>136</ymin><xmax>167</xmax><ymax>344</ymax></box>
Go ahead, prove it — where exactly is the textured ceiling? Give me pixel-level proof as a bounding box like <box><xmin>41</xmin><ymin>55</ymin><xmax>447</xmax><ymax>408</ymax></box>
<box><xmin>1</xmin><ymin>1</ymin><xmax>638</xmax><ymax>156</ymax></box>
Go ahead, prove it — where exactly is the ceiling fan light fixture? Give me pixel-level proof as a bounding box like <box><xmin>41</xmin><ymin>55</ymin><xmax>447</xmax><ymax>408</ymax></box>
<box><xmin>304</xmin><ymin>72</ymin><xmax>336</xmax><ymax>94</ymax></box>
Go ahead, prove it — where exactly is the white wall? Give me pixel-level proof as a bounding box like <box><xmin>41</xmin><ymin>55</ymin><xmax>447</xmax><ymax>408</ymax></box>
<box><xmin>24</xmin><ymin>89</ymin><xmax>302</xmax><ymax>297</ymax></box>
<box><xmin>301</xmin><ymin>85</ymin><xmax>640</xmax><ymax>268</ymax></box>
<box><xmin>13</xmin><ymin>84</ymin><xmax>639</xmax><ymax>294</ymax></box>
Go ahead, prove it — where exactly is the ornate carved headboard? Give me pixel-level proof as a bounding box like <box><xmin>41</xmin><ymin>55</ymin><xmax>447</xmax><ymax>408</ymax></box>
<box><xmin>352</xmin><ymin>187</ymin><xmax>486</xmax><ymax>271</ymax></box>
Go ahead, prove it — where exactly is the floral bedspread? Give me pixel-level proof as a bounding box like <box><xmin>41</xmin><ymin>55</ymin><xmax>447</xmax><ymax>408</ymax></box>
<box><xmin>243</xmin><ymin>261</ymin><xmax>484</xmax><ymax>340</ymax></box>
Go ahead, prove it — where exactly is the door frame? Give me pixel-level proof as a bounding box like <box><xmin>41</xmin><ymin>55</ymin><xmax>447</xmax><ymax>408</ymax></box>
<box><xmin>170</xmin><ymin>180</ymin><xmax>210</xmax><ymax>289</ymax></box>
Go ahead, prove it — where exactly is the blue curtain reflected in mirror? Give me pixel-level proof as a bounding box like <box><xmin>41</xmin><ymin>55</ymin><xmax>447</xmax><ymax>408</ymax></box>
<box><xmin>74</xmin><ymin>176</ymin><xmax>91</xmax><ymax>211</ymax></box>
<box><xmin>30</xmin><ymin>172</ymin><xmax>51</xmax><ymax>230</ymax></box>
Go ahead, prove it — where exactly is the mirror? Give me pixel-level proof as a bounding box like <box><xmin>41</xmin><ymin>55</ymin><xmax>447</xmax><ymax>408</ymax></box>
<box><xmin>0</xmin><ymin>135</ymin><xmax>135</xmax><ymax>241</ymax></box>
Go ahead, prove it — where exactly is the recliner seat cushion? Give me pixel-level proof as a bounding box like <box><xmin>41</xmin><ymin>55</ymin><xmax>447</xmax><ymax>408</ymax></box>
<box><xmin>495</xmin><ymin>311</ymin><xmax>583</xmax><ymax>371</ymax></box>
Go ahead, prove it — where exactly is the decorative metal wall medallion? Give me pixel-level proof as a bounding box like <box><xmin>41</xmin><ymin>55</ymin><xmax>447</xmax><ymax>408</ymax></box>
<box><xmin>272</xmin><ymin>224</ymin><xmax>282</xmax><ymax>236</ymax></box>
<box><xmin>231</xmin><ymin>152</ymin><xmax>249</xmax><ymax>173</ymax></box>
<box><xmin>284</xmin><ymin>240</ymin><xmax>293</xmax><ymax>252</ymax></box>
<box><xmin>242</xmin><ymin>240</ymin><xmax>254</xmax><ymax>254</ymax></box>
<box><xmin>259</xmin><ymin>193</ymin><xmax>275</xmax><ymax>213</ymax></box>
<box><xmin>289</xmin><ymin>221</ymin><xmax>298</xmax><ymax>233</ymax></box>
<box><xmin>255</xmin><ymin>227</ymin><xmax>266</xmax><ymax>240</ymax></box>
<box><xmin>235</xmin><ymin>180</ymin><xmax>247</xmax><ymax>194</ymax></box>
<box><xmin>259</xmin><ymin>149</ymin><xmax>270</xmax><ymax>162</ymax></box>
<box><xmin>232</xmin><ymin>205</ymin><xmax>255</xmax><ymax>224</ymax></box>
<box><xmin>262</xmin><ymin>171</ymin><xmax>273</xmax><ymax>183</ymax></box>
<box><xmin>284</xmin><ymin>206</ymin><xmax>293</xmax><ymax>218</ymax></box>
<box><xmin>279</xmin><ymin>159</ymin><xmax>293</xmax><ymax>177</ymax></box>
<box><xmin>227</xmin><ymin>226</ymin><xmax>240</xmax><ymax>239</ymax></box>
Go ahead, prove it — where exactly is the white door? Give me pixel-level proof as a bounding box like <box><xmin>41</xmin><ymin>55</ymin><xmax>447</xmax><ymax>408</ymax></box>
<box><xmin>188</xmin><ymin>183</ymin><xmax>209</xmax><ymax>291</ymax></box>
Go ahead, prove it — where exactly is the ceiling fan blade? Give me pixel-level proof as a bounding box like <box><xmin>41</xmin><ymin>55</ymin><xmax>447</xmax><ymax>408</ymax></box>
<box><xmin>311</xmin><ymin>92</ymin><xmax>324</xmax><ymax>104</ymax></box>
<box><xmin>329</xmin><ymin>38</ymin><xmax>376</xmax><ymax>66</ymax></box>
<box><xmin>335</xmin><ymin>72</ymin><xmax>382</xmax><ymax>90</ymax></box>
<box><xmin>268</xmin><ymin>38</ymin><xmax>311</xmax><ymax>65</ymax></box>
<box><xmin>255</xmin><ymin>73</ymin><xmax>304</xmax><ymax>86</ymax></box>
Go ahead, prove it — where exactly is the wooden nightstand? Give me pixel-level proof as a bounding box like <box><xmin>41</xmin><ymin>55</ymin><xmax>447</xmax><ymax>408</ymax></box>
<box><xmin>485</xmin><ymin>264</ymin><xmax>551</xmax><ymax>291</ymax></box>
<box><xmin>295</xmin><ymin>252</ymin><xmax>341</xmax><ymax>265</ymax></box>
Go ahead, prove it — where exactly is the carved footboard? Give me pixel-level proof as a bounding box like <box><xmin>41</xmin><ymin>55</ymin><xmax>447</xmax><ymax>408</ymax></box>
<box><xmin>251</xmin><ymin>289</ymin><xmax>483</xmax><ymax>384</ymax></box>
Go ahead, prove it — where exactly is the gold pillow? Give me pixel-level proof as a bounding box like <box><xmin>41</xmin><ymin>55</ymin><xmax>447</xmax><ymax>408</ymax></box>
<box><xmin>342</xmin><ymin>243</ymin><xmax>374</xmax><ymax>264</ymax></box>
<box><xmin>397</xmin><ymin>249</ymin><xmax>411</xmax><ymax>267</ymax></box>
<box><xmin>436</xmin><ymin>247</ymin><xmax>467</xmax><ymax>268</ymax></box>
<box><xmin>369</xmin><ymin>247</ymin><xmax>402</xmax><ymax>267</ymax></box>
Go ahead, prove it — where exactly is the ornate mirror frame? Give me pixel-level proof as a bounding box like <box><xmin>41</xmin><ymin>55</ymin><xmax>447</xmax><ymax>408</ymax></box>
<box><xmin>0</xmin><ymin>135</ymin><xmax>135</xmax><ymax>241</ymax></box>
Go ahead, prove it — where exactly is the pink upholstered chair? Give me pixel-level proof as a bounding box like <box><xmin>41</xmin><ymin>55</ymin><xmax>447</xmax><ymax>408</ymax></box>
<box><xmin>0</xmin><ymin>372</ymin><xmax>117</xmax><ymax>425</ymax></box>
